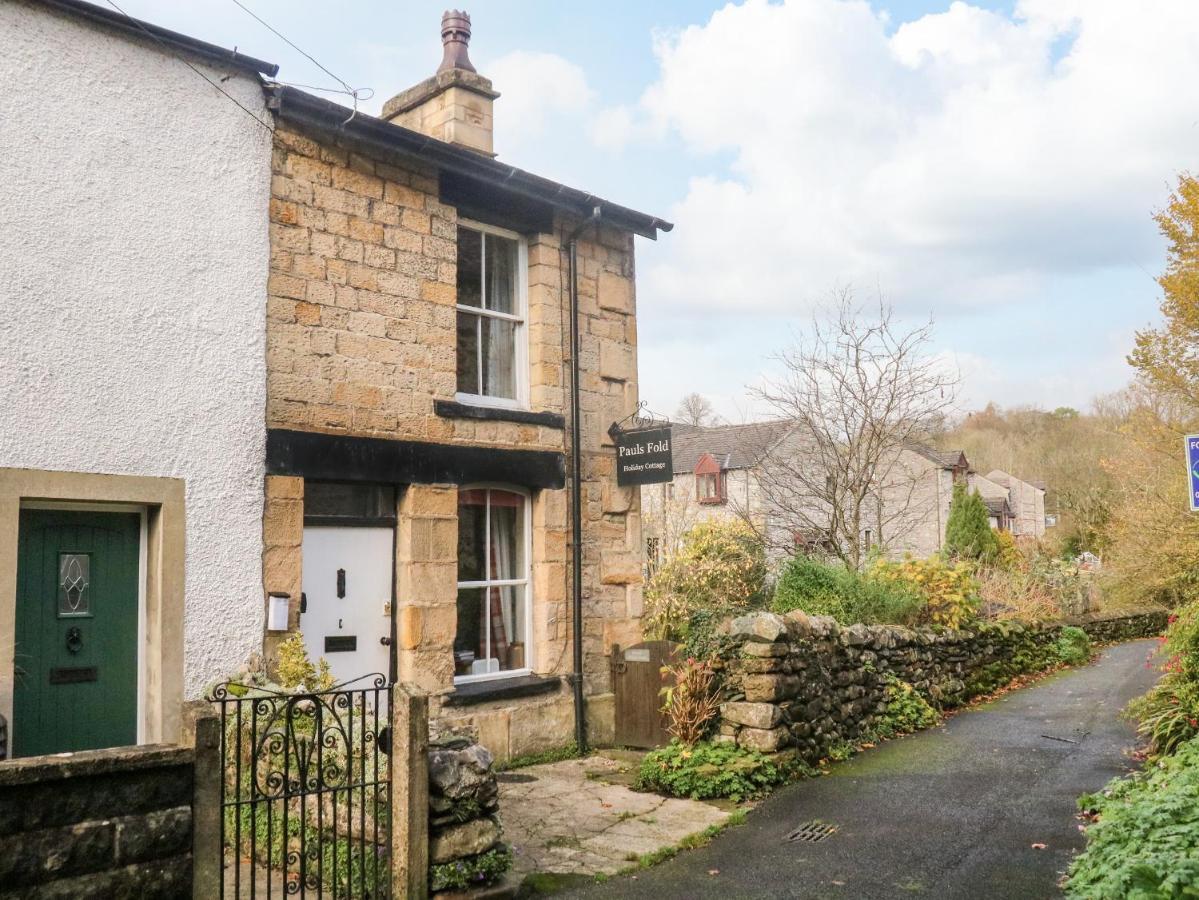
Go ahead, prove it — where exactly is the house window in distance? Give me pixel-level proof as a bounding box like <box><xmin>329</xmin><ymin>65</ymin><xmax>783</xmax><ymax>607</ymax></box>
<box><xmin>697</xmin><ymin>472</ymin><xmax>723</xmax><ymax>503</ymax></box>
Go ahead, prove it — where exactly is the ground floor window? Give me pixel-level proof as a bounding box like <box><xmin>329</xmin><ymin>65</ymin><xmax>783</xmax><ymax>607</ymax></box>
<box><xmin>455</xmin><ymin>486</ymin><xmax>530</xmax><ymax>681</ymax></box>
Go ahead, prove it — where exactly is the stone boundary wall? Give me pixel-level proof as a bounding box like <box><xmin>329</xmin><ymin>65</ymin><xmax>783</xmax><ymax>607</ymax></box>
<box><xmin>1068</xmin><ymin>608</ymin><xmax>1168</xmax><ymax>643</ymax></box>
<box><xmin>718</xmin><ymin>609</ymin><xmax>1165</xmax><ymax>763</ymax></box>
<box><xmin>0</xmin><ymin>744</ymin><xmax>195</xmax><ymax>896</ymax></box>
<box><xmin>428</xmin><ymin>735</ymin><xmax>506</xmax><ymax>895</ymax></box>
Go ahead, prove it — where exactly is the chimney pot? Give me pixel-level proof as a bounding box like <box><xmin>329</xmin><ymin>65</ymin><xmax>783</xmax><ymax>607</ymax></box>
<box><xmin>438</xmin><ymin>9</ymin><xmax>476</xmax><ymax>73</ymax></box>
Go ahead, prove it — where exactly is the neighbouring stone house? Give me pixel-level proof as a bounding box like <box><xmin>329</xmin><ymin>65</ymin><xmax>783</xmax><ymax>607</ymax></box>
<box><xmin>641</xmin><ymin>423</ymin><xmax>975</xmax><ymax>564</ymax></box>
<box><xmin>0</xmin><ymin>0</ymin><xmax>669</xmax><ymax>763</ymax></box>
<box><xmin>0</xmin><ymin>0</ymin><xmax>276</xmax><ymax>757</ymax></box>
<box><xmin>257</xmin><ymin>13</ymin><xmax>669</xmax><ymax>759</ymax></box>
<box><xmin>985</xmin><ymin>469</ymin><xmax>1047</xmax><ymax>539</ymax></box>
<box><xmin>970</xmin><ymin>473</ymin><xmax>1015</xmax><ymax>532</ymax></box>
<box><xmin>641</xmin><ymin>421</ymin><xmax>795</xmax><ymax>570</ymax></box>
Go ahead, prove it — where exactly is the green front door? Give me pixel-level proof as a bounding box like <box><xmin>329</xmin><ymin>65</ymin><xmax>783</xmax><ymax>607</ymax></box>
<box><xmin>14</xmin><ymin>508</ymin><xmax>140</xmax><ymax>757</ymax></box>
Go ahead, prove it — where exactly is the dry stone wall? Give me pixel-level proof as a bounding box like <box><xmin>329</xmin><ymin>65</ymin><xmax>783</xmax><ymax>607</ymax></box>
<box><xmin>1066</xmin><ymin>608</ymin><xmax>1168</xmax><ymax>643</ymax></box>
<box><xmin>0</xmin><ymin>745</ymin><xmax>195</xmax><ymax>896</ymax></box>
<box><xmin>427</xmin><ymin>735</ymin><xmax>508</xmax><ymax>894</ymax></box>
<box><xmin>718</xmin><ymin>609</ymin><xmax>1164</xmax><ymax>762</ymax></box>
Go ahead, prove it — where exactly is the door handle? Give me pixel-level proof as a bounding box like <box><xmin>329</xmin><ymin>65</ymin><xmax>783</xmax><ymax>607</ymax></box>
<box><xmin>336</xmin><ymin>568</ymin><xmax>346</xmax><ymax>599</ymax></box>
<box><xmin>380</xmin><ymin>636</ymin><xmax>392</xmax><ymax>646</ymax></box>
<box><xmin>65</xmin><ymin>627</ymin><xmax>83</xmax><ymax>654</ymax></box>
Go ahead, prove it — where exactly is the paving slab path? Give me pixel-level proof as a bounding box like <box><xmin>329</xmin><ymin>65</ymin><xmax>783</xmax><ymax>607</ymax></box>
<box><xmin>563</xmin><ymin>639</ymin><xmax>1160</xmax><ymax>900</ymax></box>
<box><xmin>501</xmin><ymin>754</ymin><xmax>730</xmax><ymax>883</ymax></box>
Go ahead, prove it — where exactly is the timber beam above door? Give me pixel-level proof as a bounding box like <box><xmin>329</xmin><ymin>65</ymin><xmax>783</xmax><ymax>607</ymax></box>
<box><xmin>266</xmin><ymin>428</ymin><xmax>566</xmax><ymax>490</ymax></box>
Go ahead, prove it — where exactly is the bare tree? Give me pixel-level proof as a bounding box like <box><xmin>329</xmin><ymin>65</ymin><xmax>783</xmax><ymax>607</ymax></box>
<box><xmin>751</xmin><ymin>290</ymin><xmax>958</xmax><ymax>569</ymax></box>
<box><xmin>675</xmin><ymin>392</ymin><xmax>718</xmax><ymax>426</ymax></box>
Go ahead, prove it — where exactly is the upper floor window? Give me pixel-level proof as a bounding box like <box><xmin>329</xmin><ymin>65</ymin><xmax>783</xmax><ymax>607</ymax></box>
<box><xmin>697</xmin><ymin>472</ymin><xmax>724</xmax><ymax>504</ymax></box>
<box><xmin>456</xmin><ymin>221</ymin><xmax>527</xmax><ymax>408</ymax></box>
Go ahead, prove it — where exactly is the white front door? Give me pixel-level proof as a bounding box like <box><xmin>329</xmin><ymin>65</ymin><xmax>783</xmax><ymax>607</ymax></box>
<box><xmin>300</xmin><ymin>526</ymin><xmax>393</xmax><ymax>687</ymax></box>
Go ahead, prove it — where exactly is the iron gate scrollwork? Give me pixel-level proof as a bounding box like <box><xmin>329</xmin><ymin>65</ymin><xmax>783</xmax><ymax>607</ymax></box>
<box><xmin>210</xmin><ymin>674</ymin><xmax>393</xmax><ymax>898</ymax></box>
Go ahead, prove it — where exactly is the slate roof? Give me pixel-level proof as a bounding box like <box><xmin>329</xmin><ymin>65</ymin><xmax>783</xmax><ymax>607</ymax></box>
<box><xmin>907</xmin><ymin>444</ymin><xmax>968</xmax><ymax>469</ymax></box>
<box><xmin>986</xmin><ymin>470</ymin><xmax>1047</xmax><ymax>492</ymax></box>
<box><xmin>670</xmin><ymin>421</ymin><xmax>793</xmax><ymax>474</ymax></box>
<box><xmin>981</xmin><ymin>496</ymin><xmax>1012</xmax><ymax>517</ymax></box>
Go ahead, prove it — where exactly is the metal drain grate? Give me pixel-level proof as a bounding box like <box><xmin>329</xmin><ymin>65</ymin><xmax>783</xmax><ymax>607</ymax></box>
<box><xmin>785</xmin><ymin>821</ymin><xmax>838</xmax><ymax>843</ymax></box>
<box><xmin>496</xmin><ymin>772</ymin><xmax>537</xmax><ymax>784</ymax></box>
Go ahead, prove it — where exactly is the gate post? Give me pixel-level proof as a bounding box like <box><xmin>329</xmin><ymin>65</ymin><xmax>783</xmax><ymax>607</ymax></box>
<box><xmin>183</xmin><ymin>703</ymin><xmax>222</xmax><ymax>900</ymax></box>
<box><xmin>392</xmin><ymin>682</ymin><xmax>429</xmax><ymax>900</ymax></box>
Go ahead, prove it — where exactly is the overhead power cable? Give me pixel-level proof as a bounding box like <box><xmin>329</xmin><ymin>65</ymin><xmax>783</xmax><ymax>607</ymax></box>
<box><xmin>228</xmin><ymin>0</ymin><xmax>373</xmax><ymax>125</ymax></box>
<box><xmin>102</xmin><ymin>0</ymin><xmax>275</xmax><ymax>132</ymax></box>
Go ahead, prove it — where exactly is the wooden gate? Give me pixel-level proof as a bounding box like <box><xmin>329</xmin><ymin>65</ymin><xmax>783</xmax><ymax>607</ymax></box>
<box><xmin>611</xmin><ymin>641</ymin><xmax>680</xmax><ymax>749</ymax></box>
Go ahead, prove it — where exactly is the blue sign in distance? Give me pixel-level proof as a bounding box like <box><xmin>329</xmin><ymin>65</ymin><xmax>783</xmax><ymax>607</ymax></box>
<box><xmin>1187</xmin><ymin>434</ymin><xmax>1199</xmax><ymax>511</ymax></box>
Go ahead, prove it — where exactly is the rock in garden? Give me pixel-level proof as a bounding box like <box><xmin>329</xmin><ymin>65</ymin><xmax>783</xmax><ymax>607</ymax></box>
<box><xmin>430</xmin><ymin>815</ymin><xmax>502</xmax><ymax>864</ymax></box>
<box><xmin>730</xmin><ymin>612</ymin><xmax>788</xmax><ymax>643</ymax></box>
<box><xmin>737</xmin><ymin>725</ymin><xmax>790</xmax><ymax>752</ymax></box>
<box><xmin>743</xmin><ymin>641</ymin><xmax>789</xmax><ymax>658</ymax></box>
<box><xmin>742</xmin><ymin>674</ymin><xmax>801</xmax><ymax>702</ymax></box>
<box><xmin>721</xmin><ymin>701</ymin><xmax>783</xmax><ymax>730</ymax></box>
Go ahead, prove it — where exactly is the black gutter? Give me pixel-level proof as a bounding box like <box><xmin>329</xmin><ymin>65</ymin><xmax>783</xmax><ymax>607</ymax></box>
<box><xmin>566</xmin><ymin>206</ymin><xmax>602</xmax><ymax>754</ymax></box>
<box><xmin>267</xmin><ymin>85</ymin><xmax>673</xmax><ymax>240</ymax></box>
<box><xmin>34</xmin><ymin>0</ymin><xmax>279</xmax><ymax>76</ymax></box>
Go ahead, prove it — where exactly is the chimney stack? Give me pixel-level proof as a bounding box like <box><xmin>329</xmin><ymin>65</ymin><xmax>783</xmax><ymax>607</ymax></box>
<box><xmin>382</xmin><ymin>10</ymin><xmax>499</xmax><ymax>157</ymax></box>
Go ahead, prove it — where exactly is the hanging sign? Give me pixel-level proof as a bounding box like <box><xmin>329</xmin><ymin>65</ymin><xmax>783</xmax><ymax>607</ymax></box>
<box><xmin>1186</xmin><ymin>434</ymin><xmax>1199</xmax><ymax>511</ymax></box>
<box><xmin>613</xmin><ymin>425</ymin><xmax>673</xmax><ymax>486</ymax></box>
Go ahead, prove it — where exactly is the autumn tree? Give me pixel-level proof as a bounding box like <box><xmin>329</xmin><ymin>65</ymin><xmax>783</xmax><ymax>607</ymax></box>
<box><xmin>751</xmin><ymin>290</ymin><xmax>957</xmax><ymax>569</ymax></box>
<box><xmin>1130</xmin><ymin>173</ymin><xmax>1199</xmax><ymax>406</ymax></box>
<box><xmin>675</xmin><ymin>392</ymin><xmax>718</xmax><ymax>426</ymax></box>
<box><xmin>1104</xmin><ymin>174</ymin><xmax>1199</xmax><ymax>604</ymax></box>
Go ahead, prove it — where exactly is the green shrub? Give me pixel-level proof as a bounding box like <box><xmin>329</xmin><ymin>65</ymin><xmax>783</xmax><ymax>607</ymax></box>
<box><xmin>944</xmin><ymin>482</ymin><xmax>1000</xmax><ymax>562</ymax></box>
<box><xmin>868</xmin><ymin>674</ymin><xmax>940</xmax><ymax>740</ymax></box>
<box><xmin>871</xmin><ymin>556</ymin><xmax>981</xmax><ymax>628</ymax></box>
<box><xmin>429</xmin><ymin>845</ymin><xmax>513</xmax><ymax>893</ymax></box>
<box><xmin>1055</xmin><ymin>626</ymin><xmax>1092</xmax><ymax>665</ymax></box>
<box><xmin>1126</xmin><ymin>673</ymin><xmax>1199</xmax><ymax>758</ymax></box>
<box><xmin>1066</xmin><ymin>736</ymin><xmax>1199</xmax><ymax>898</ymax></box>
<box><xmin>1123</xmin><ymin>601</ymin><xmax>1199</xmax><ymax>758</ymax></box>
<box><xmin>771</xmin><ymin>555</ymin><xmax>924</xmax><ymax>626</ymax></box>
<box><xmin>644</xmin><ymin>521</ymin><xmax>767</xmax><ymax>642</ymax></box>
<box><xmin>634</xmin><ymin>740</ymin><xmax>794</xmax><ymax>802</ymax></box>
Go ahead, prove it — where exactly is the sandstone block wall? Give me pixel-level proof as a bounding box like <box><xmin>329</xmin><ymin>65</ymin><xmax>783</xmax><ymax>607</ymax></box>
<box><xmin>0</xmin><ymin>745</ymin><xmax>195</xmax><ymax>896</ymax></box>
<box><xmin>263</xmin><ymin>122</ymin><xmax>646</xmax><ymax>756</ymax></box>
<box><xmin>718</xmin><ymin>609</ymin><xmax>1165</xmax><ymax>761</ymax></box>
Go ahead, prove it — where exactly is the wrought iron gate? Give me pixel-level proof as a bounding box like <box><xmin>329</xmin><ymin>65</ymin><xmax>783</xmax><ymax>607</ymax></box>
<box><xmin>210</xmin><ymin>675</ymin><xmax>393</xmax><ymax>898</ymax></box>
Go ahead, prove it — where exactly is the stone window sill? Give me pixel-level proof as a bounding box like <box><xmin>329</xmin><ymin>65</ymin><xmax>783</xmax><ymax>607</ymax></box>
<box><xmin>443</xmin><ymin>674</ymin><xmax>562</xmax><ymax>707</ymax></box>
<box><xmin>434</xmin><ymin>399</ymin><xmax>565</xmax><ymax>430</ymax></box>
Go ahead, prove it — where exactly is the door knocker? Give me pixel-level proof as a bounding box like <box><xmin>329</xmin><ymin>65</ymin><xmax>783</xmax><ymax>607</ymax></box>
<box><xmin>65</xmin><ymin>627</ymin><xmax>83</xmax><ymax>654</ymax></box>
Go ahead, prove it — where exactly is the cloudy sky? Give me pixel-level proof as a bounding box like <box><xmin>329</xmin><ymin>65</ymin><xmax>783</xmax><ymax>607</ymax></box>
<box><xmin>114</xmin><ymin>0</ymin><xmax>1198</xmax><ymax>418</ymax></box>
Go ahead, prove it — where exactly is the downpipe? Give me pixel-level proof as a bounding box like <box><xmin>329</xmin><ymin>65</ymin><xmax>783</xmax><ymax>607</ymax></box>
<box><xmin>567</xmin><ymin>205</ymin><xmax>602</xmax><ymax>754</ymax></box>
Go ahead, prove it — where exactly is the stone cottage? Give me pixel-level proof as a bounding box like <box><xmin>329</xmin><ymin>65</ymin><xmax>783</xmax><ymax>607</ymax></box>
<box><xmin>641</xmin><ymin>421</ymin><xmax>796</xmax><ymax>570</ymax></box>
<box><xmin>0</xmin><ymin>0</ymin><xmax>669</xmax><ymax>763</ymax></box>
<box><xmin>642</xmin><ymin>423</ymin><xmax>973</xmax><ymax>564</ymax></box>
<box><xmin>984</xmin><ymin>470</ymin><xmax>1047</xmax><ymax>539</ymax></box>
<box><xmin>970</xmin><ymin>473</ymin><xmax>1015</xmax><ymax>532</ymax></box>
<box><xmin>258</xmin><ymin>12</ymin><xmax>670</xmax><ymax>759</ymax></box>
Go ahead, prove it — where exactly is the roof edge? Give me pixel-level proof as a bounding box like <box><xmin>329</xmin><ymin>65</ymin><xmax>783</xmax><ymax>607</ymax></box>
<box><xmin>34</xmin><ymin>0</ymin><xmax>279</xmax><ymax>77</ymax></box>
<box><xmin>267</xmin><ymin>85</ymin><xmax>673</xmax><ymax>240</ymax></box>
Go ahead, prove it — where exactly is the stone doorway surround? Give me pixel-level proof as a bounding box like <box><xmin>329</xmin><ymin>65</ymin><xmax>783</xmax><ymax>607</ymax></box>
<box><xmin>0</xmin><ymin>468</ymin><xmax>185</xmax><ymax>750</ymax></box>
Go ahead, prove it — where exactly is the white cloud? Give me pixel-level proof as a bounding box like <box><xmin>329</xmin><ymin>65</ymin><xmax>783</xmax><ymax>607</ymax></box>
<box><xmin>486</xmin><ymin>50</ymin><xmax>594</xmax><ymax>157</ymax></box>
<box><xmin>615</xmin><ymin>0</ymin><xmax>1199</xmax><ymax>317</ymax></box>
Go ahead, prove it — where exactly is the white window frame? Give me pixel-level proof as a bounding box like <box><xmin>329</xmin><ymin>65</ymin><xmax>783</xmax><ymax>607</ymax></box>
<box><xmin>455</xmin><ymin>219</ymin><xmax>529</xmax><ymax>410</ymax></box>
<box><xmin>454</xmin><ymin>484</ymin><xmax>534</xmax><ymax>685</ymax></box>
